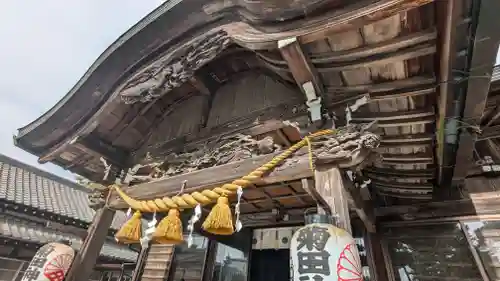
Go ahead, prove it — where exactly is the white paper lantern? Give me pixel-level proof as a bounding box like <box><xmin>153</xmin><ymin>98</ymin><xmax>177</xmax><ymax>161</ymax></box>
<box><xmin>290</xmin><ymin>215</ymin><xmax>363</xmax><ymax>281</ymax></box>
<box><xmin>21</xmin><ymin>242</ymin><xmax>75</xmax><ymax>281</ymax></box>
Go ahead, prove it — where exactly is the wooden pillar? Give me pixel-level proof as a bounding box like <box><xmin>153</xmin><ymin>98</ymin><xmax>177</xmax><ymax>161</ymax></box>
<box><xmin>314</xmin><ymin>166</ymin><xmax>352</xmax><ymax>233</ymax></box>
<box><xmin>65</xmin><ymin>164</ymin><xmax>123</xmax><ymax>281</ymax></box>
<box><xmin>365</xmin><ymin>233</ymin><xmax>389</xmax><ymax>281</ymax></box>
<box><xmin>65</xmin><ymin>207</ymin><xmax>116</xmax><ymax>281</ymax></box>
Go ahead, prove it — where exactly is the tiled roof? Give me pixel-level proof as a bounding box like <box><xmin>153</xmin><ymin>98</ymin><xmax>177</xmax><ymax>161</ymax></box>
<box><xmin>0</xmin><ymin>214</ymin><xmax>137</xmax><ymax>261</ymax></box>
<box><xmin>0</xmin><ymin>154</ymin><xmax>127</xmax><ymax>229</ymax></box>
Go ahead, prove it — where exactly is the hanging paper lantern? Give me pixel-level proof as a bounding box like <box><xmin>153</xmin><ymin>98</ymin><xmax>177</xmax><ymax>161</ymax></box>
<box><xmin>290</xmin><ymin>214</ymin><xmax>363</xmax><ymax>281</ymax></box>
<box><xmin>21</xmin><ymin>242</ymin><xmax>75</xmax><ymax>281</ymax></box>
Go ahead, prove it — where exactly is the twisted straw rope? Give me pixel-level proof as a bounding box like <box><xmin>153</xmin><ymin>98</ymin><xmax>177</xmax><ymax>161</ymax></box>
<box><xmin>113</xmin><ymin>129</ymin><xmax>336</xmax><ymax>212</ymax></box>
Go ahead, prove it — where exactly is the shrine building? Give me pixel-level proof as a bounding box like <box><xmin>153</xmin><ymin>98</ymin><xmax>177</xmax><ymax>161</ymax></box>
<box><xmin>12</xmin><ymin>1</ymin><xmax>500</xmax><ymax>281</ymax></box>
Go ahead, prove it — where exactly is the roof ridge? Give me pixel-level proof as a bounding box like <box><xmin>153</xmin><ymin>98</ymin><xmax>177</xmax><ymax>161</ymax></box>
<box><xmin>0</xmin><ymin>153</ymin><xmax>89</xmax><ymax>193</ymax></box>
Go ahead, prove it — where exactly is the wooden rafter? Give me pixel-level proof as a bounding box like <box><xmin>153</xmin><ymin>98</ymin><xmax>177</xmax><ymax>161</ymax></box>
<box><xmin>75</xmin><ymin>136</ymin><xmax>129</xmax><ymax>167</ymax></box>
<box><xmin>376</xmin><ymin>190</ymin><xmax>500</xmax><ymax>222</ymax></box>
<box><xmin>258</xmin><ymin>29</ymin><xmax>437</xmax><ymax>65</ymax></box>
<box><xmin>278</xmin><ymin>36</ymin><xmax>323</xmax><ymax>122</ymax></box>
<box><xmin>278</xmin><ymin>37</ymin><xmax>323</xmax><ymax>93</ymax></box>
<box><xmin>364</xmin><ymin>167</ymin><xmax>434</xmax><ymax>179</ymax></box>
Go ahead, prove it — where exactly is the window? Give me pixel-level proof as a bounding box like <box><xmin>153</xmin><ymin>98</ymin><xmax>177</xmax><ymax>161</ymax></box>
<box><xmin>463</xmin><ymin>220</ymin><xmax>500</xmax><ymax>281</ymax></box>
<box><xmin>384</xmin><ymin>223</ymin><xmax>483</xmax><ymax>281</ymax></box>
<box><xmin>0</xmin><ymin>256</ymin><xmax>25</xmax><ymax>281</ymax></box>
<box><xmin>211</xmin><ymin>243</ymin><xmax>248</xmax><ymax>281</ymax></box>
<box><xmin>169</xmin><ymin>235</ymin><xmax>209</xmax><ymax>281</ymax></box>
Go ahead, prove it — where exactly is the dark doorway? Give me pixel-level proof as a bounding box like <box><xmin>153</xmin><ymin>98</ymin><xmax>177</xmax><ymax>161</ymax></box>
<box><xmin>249</xmin><ymin>249</ymin><xmax>289</xmax><ymax>281</ymax></box>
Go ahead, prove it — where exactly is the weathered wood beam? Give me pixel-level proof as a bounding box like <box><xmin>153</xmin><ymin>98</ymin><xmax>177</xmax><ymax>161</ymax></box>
<box><xmin>371</xmin><ymin>178</ymin><xmax>433</xmax><ymax>190</ymax></box>
<box><xmin>314</xmin><ymin>167</ymin><xmax>352</xmax><ymax>234</ymax></box>
<box><xmin>351</xmin><ymin>112</ymin><xmax>435</xmax><ymax>130</ymax></box>
<box><xmin>268</xmin><ymin>43</ymin><xmax>436</xmax><ymax>74</ymax></box>
<box><xmin>227</xmin><ymin>0</ymin><xmax>434</xmax><ymax>49</ymax></box>
<box><xmin>39</xmin><ymin>135</ymin><xmax>129</xmax><ymax>168</ymax></box>
<box><xmin>365</xmin><ymin>233</ymin><xmax>389</xmax><ymax>281</ymax></box>
<box><xmin>341</xmin><ymin>173</ymin><xmax>376</xmax><ymax>233</ymax></box>
<box><xmin>277</xmin><ymin>37</ymin><xmax>322</xmax><ymax>90</ymax></box>
<box><xmin>364</xmin><ymin>167</ymin><xmax>434</xmax><ymax>179</ymax></box>
<box><xmin>352</xmin><ymin>108</ymin><xmax>434</xmax><ymax>122</ymax></box>
<box><xmin>77</xmin><ymin>136</ymin><xmax>129</xmax><ymax>166</ymax></box>
<box><xmin>377</xmin><ymin>191</ymin><xmax>432</xmax><ymax>200</ymax></box>
<box><xmin>109</xmin><ymin>148</ymin><xmax>314</xmax><ymax>208</ymax></box>
<box><xmin>380</xmin><ymin>143</ymin><xmax>430</xmax><ymax>152</ymax></box>
<box><xmin>367</xmin><ymin>85</ymin><xmax>435</xmax><ymax>102</ymax></box>
<box><xmin>380</xmin><ymin>152</ymin><xmax>434</xmax><ymax>165</ymax></box>
<box><xmin>326</xmin><ymin>76</ymin><xmax>435</xmax><ymax>94</ymax></box>
<box><xmin>318</xmin><ymin>44</ymin><xmax>436</xmax><ymax>73</ymax></box>
<box><xmin>278</xmin><ymin>36</ymin><xmax>323</xmax><ymax>122</ymax></box>
<box><xmin>327</xmin><ymin>85</ymin><xmax>435</xmax><ymax>109</ymax></box>
<box><xmin>64</xmin><ymin>207</ymin><xmax>116</xmax><ymax>281</ymax></box>
<box><xmin>300</xmin><ymin>178</ymin><xmax>330</xmax><ymax>216</ymax></box>
<box><xmin>375</xmin><ymin>115</ymin><xmax>435</xmax><ymax>128</ymax></box>
<box><xmin>258</xmin><ymin>29</ymin><xmax>437</xmax><ymax>65</ymax></box>
<box><xmin>452</xmin><ymin>0</ymin><xmax>500</xmax><ymax>183</ymax></box>
<box><xmin>376</xmin><ymin>190</ymin><xmax>432</xmax><ymax>199</ymax></box>
<box><xmin>375</xmin><ymin>190</ymin><xmax>500</xmax><ymax>221</ymax></box>
<box><xmin>380</xmin><ymin>133</ymin><xmax>433</xmax><ymax>144</ymax></box>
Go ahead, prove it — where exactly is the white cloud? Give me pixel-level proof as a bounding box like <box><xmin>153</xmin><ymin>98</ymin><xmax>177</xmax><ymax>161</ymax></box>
<box><xmin>0</xmin><ymin>1</ymin><xmax>162</xmax><ymax>180</ymax></box>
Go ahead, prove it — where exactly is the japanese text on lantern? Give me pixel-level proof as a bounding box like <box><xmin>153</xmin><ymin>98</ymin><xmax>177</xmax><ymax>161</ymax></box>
<box><xmin>296</xmin><ymin>226</ymin><xmax>331</xmax><ymax>281</ymax></box>
<box><xmin>22</xmin><ymin>244</ymin><xmax>55</xmax><ymax>281</ymax></box>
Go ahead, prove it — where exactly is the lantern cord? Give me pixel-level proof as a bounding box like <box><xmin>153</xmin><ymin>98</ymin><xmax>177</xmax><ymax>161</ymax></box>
<box><xmin>112</xmin><ymin>129</ymin><xmax>337</xmax><ymax>213</ymax></box>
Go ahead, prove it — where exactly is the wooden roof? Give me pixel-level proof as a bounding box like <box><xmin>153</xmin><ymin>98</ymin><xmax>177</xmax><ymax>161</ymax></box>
<box><xmin>13</xmin><ymin>0</ymin><xmax>500</xmax><ymax>212</ymax></box>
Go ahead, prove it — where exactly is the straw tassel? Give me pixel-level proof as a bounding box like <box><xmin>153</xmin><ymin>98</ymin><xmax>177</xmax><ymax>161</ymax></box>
<box><xmin>115</xmin><ymin>211</ymin><xmax>142</xmax><ymax>244</ymax></box>
<box><xmin>152</xmin><ymin>209</ymin><xmax>183</xmax><ymax>244</ymax></box>
<box><xmin>202</xmin><ymin>196</ymin><xmax>234</xmax><ymax>235</ymax></box>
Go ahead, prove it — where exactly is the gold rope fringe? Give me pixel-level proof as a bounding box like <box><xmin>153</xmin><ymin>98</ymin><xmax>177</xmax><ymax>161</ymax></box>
<box><xmin>202</xmin><ymin>196</ymin><xmax>234</xmax><ymax>235</ymax></box>
<box><xmin>115</xmin><ymin>211</ymin><xmax>142</xmax><ymax>244</ymax></box>
<box><xmin>152</xmin><ymin>209</ymin><xmax>183</xmax><ymax>244</ymax></box>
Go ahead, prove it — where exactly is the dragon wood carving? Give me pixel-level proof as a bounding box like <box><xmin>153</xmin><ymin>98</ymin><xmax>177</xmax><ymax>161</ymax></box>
<box><xmin>120</xmin><ymin>30</ymin><xmax>231</xmax><ymax>104</ymax></box>
<box><xmin>124</xmin><ymin>122</ymin><xmax>380</xmax><ymax>183</ymax></box>
<box><xmin>127</xmin><ymin>134</ymin><xmax>282</xmax><ymax>183</ymax></box>
<box><xmin>87</xmin><ymin>123</ymin><xmax>379</xmax><ymax>209</ymax></box>
<box><xmin>312</xmin><ymin>123</ymin><xmax>380</xmax><ymax>168</ymax></box>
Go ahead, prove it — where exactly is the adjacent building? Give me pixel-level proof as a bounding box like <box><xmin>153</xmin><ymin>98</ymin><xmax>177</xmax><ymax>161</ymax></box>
<box><xmin>0</xmin><ymin>154</ymin><xmax>137</xmax><ymax>281</ymax></box>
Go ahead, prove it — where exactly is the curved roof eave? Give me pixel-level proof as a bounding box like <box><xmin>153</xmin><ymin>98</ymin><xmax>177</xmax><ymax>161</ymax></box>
<box><xmin>14</xmin><ymin>0</ymin><xmax>184</xmax><ymax>152</ymax></box>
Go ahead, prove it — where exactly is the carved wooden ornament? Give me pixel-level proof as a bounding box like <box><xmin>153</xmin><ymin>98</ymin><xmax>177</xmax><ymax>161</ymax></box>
<box><xmin>120</xmin><ymin>30</ymin><xmax>231</xmax><ymax>104</ymax></box>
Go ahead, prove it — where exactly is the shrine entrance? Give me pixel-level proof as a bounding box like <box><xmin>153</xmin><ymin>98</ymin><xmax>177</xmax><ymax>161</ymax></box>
<box><xmin>250</xmin><ymin>249</ymin><xmax>289</xmax><ymax>281</ymax></box>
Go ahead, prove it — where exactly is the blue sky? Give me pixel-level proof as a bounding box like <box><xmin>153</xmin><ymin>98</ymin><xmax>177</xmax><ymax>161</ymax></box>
<box><xmin>0</xmin><ymin>2</ymin><xmax>499</xmax><ymax>180</ymax></box>
<box><xmin>0</xmin><ymin>1</ymin><xmax>164</xmax><ymax>180</ymax></box>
